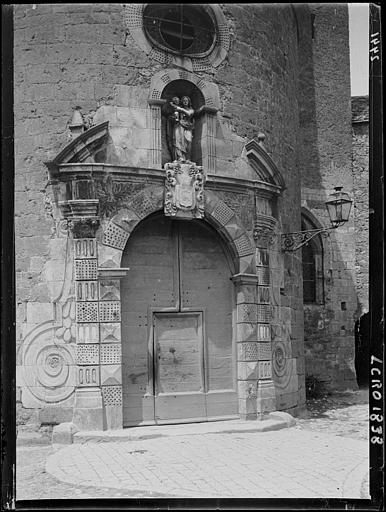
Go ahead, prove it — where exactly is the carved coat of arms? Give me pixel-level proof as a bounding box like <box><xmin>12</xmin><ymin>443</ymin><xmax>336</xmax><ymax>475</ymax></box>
<box><xmin>164</xmin><ymin>160</ymin><xmax>205</xmax><ymax>219</ymax></box>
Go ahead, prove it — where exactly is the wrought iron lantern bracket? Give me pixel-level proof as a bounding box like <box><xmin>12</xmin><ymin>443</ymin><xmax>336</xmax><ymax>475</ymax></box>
<box><xmin>281</xmin><ymin>186</ymin><xmax>352</xmax><ymax>252</ymax></box>
<box><xmin>281</xmin><ymin>226</ymin><xmax>338</xmax><ymax>252</ymax></box>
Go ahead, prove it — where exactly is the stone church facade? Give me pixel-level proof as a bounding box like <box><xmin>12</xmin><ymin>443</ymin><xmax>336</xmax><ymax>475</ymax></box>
<box><xmin>15</xmin><ymin>4</ymin><xmax>364</xmax><ymax>431</ymax></box>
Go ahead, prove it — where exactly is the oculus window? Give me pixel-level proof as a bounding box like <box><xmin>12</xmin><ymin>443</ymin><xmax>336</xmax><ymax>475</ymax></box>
<box><xmin>143</xmin><ymin>4</ymin><xmax>216</xmax><ymax>56</ymax></box>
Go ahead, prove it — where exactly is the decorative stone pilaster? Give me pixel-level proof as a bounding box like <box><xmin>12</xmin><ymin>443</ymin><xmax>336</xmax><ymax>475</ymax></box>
<box><xmin>73</xmin><ymin>237</ymin><xmax>104</xmax><ymax>430</ymax></box>
<box><xmin>232</xmin><ymin>273</ymin><xmax>259</xmax><ymax>420</ymax></box>
<box><xmin>253</xmin><ymin>213</ymin><xmax>278</xmax><ymax>416</ymax></box>
<box><xmin>201</xmin><ymin>107</ymin><xmax>217</xmax><ymax>173</ymax></box>
<box><xmin>98</xmin><ymin>267</ymin><xmax>129</xmax><ymax>430</ymax></box>
<box><xmin>148</xmin><ymin>99</ymin><xmax>163</xmax><ymax>168</ymax></box>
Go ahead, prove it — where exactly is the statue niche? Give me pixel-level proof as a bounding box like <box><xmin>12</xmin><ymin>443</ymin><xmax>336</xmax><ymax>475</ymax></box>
<box><xmin>161</xmin><ymin>81</ymin><xmax>206</xmax><ymax>219</ymax></box>
<box><xmin>161</xmin><ymin>80</ymin><xmax>205</xmax><ymax>166</ymax></box>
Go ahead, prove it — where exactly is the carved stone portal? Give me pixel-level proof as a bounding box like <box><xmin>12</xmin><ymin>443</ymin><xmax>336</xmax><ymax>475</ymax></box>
<box><xmin>164</xmin><ymin>159</ymin><xmax>205</xmax><ymax>219</ymax></box>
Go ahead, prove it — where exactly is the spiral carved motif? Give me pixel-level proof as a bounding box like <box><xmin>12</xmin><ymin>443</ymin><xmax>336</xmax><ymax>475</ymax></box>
<box><xmin>22</xmin><ymin>325</ymin><xmax>76</xmax><ymax>403</ymax></box>
<box><xmin>272</xmin><ymin>341</ymin><xmax>292</xmax><ymax>390</ymax></box>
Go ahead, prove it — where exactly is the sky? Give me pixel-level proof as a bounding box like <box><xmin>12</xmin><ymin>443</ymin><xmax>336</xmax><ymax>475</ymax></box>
<box><xmin>348</xmin><ymin>3</ymin><xmax>369</xmax><ymax>96</ymax></box>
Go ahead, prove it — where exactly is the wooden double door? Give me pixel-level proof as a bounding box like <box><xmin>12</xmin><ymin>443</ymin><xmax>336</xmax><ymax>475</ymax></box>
<box><xmin>121</xmin><ymin>214</ymin><xmax>237</xmax><ymax>426</ymax></box>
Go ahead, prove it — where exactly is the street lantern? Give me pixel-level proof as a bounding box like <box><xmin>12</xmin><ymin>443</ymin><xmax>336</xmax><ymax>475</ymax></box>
<box><xmin>325</xmin><ymin>186</ymin><xmax>353</xmax><ymax>228</ymax></box>
<box><xmin>281</xmin><ymin>186</ymin><xmax>353</xmax><ymax>251</ymax></box>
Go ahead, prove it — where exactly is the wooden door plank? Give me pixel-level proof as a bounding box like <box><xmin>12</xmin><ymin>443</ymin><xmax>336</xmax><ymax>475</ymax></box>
<box><xmin>121</xmin><ymin>216</ymin><xmax>179</xmax><ymax>427</ymax></box>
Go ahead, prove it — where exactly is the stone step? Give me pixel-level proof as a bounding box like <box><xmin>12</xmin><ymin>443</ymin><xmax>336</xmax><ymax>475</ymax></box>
<box><xmin>72</xmin><ymin>412</ymin><xmax>296</xmax><ymax>444</ymax></box>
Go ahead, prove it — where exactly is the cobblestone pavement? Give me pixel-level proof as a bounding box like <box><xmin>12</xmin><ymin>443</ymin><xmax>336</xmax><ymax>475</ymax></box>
<box><xmin>16</xmin><ymin>389</ymin><xmax>370</xmax><ymax>501</ymax></box>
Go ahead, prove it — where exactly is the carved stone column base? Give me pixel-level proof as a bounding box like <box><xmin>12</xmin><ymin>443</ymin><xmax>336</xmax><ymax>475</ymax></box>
<box><xmin>104</xmin><ymin>404</ymin><xmax>123</xmax><ymax>430</ymax></box>
<box><xmin>73</xmin><ymin>387</ymin><xmax>104</xmax><ymax>430</ymax></box>
<box><xmin>256</xmin><ymin>380</ymin><xmax>276</xmax><ymax>418</ymax></box>
<box><xmin>238</xmin><ymin>398</ymin><xmax>257</xmax><ymax>421</ymax></box>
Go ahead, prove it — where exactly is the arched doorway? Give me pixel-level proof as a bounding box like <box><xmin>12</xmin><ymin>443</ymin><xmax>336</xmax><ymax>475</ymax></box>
<box><xmin>121</xmin><ymin>212</ymin><xmax>238</xmax><ymax>426</ymax></box>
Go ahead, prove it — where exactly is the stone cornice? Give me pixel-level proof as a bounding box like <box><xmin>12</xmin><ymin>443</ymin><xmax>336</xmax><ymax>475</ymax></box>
<box><xmin>98</xmin><ymin>268</ymin><xmax>130</xmax><ymax>279</ymax></box>
<box><xmin>52</xmin><ymin>163</ymin><xmax>282</xmax><ymax>198</ymax></box>
<box><xmin>231</xmin><ymin>273</ymin><xmax>259</xmax><ymax>286</ymax></box>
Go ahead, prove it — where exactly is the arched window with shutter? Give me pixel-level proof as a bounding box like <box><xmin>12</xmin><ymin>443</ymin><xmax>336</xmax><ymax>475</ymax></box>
<box><xmin>301</xmin><ymin>215</ymin><xmax>325</xmax><ymax>304</ymax></box>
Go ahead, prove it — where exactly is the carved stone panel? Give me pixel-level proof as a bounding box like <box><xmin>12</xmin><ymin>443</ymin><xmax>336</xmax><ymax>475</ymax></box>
<box><xmin>77</xmin><ymin>323</ymin><xmax>99</xmax><ymax>344</ymax></box>
<box><xmin>76</xmin><ymin>344</ymin><xmax>99</xmax><ymax>365</ymax></box>
<box><xmin>100</xmin><ymin>344</ymin><xmax>122</xmax><ymax>365</ymax></box>
<box><xmin>256</xmin><ymin>248</ymin><xmax>269</xmax><ymax>266</ymax></box>
<box><xmin>99</xmin><ymin>301</ymin><xmax>121</xmax><ymax>322</ymax></box>
<box><xmin>75</xmin><ymin>259</ymin><xmax>98</xmax><ymax>280</ymax></box>
<box><xmin>76</xmin><ymin>302</ymin><xmax>99</xmax><ymax>323</ymax></box>
<box><xmin>258</xmin><ymin>360</ymin><xmax>272</xmax><ymax>379</ymax></box>
<box><xmin>99</xmin><ymin>280</ymin><xmax>120</xmax><ymax>301</ymax></box>
<box><xmin>256</xmin><ymin>266</ymin><xmax>270</xmax><ymax>285</ymax></box>
<box><xmin>164</xmin><ymin>160</ymin><xmax>204</xmax><ymax>219</ymax></box>
<box><xmin>77</xmin><ymin>365</ymin><xmax>100</xmax><ymax>387</ymax></box>
<box><xmin>74</xmin><ymin>239</ymin><xmax>97</xmax><ymax>259</ymax></box>
<box><xmin>100</xmin><ymin>364</ymin><xmax>122</xmax><ymax>386</ymax></box>
<box><xmin>100</xmin><ymin>323</ymin><xmax>121</xmax><ymax>343</ymax></box>
<box><xmin>102</xmin><ymin>385</ymin><xmax>122</xmax><ymax>406</ymax></box>
<box><xmin>76</xmin><ymin>281</ymin><xmax>98</xmax><ymax>301</ymax></box>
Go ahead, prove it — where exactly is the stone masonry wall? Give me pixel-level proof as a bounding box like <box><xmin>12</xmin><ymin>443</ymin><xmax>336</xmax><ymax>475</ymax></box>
<box><xmin>297</xmin><ymin>4</ymin><xmax>358</xmax><ymax>391</ymax></box>
<box><xmin>15</xmin><ymin>3</ymin><xmax>307</xmax><ymax>422</ymax></box>
<box><xmin>352</xmin><ymin>96</ymin><xmax>369</xmax><ymax>315</ymax></box>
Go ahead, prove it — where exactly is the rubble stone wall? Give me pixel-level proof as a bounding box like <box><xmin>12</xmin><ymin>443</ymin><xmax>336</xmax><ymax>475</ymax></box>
<box><xmin>297</xmin><ymin>4</ymin><xmax>358</xmax><ymax>391</ymax></box>
<box><xmin>352</xmin><ymin>96</ymin><xmax>369</xmax><ymax>315</ymax></box>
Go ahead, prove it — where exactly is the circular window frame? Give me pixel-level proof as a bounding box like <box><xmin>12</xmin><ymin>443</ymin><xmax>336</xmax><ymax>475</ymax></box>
<box><xmin>124</xmin><ymin>3</ymin><xmax>230</xmax><ymax>71</ymax></box>
<box><xmin>142</xmin><ymin>4</ymin><xmax>218</xmax><ymax>58</ymax></box>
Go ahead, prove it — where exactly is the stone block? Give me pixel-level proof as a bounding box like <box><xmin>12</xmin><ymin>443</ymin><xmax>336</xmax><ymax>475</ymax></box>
<box><xmin>102</xmin><ymin>385</ymin><xmax>122</xmax><ymax>406</ymax></box>
<box><xmin>99</xmin><ymin>301</ymin><xmax>121</xmax><ymax>322</ymax></box>
<box><xmin>110</xmin><ymin>208</ymin><xmax>140</xmax><ymax>232</ymax></box>
<box><xmin>39</xmin><ymin>407</ymin><xmax>73</xmax><ymax>425</ymax></box>
<box><xmin>26</xmin><ymin>302</ymin><xmax>53</xmax><ymax>325</ymax></box>
<box><xmin>100</xmin><ymin>364</ymin><xmax>122</xmax><ymax>386</ymax></box>
<box><xmin>238</xmin><ymin>398</ymin><xmax>257</xmax><ymax>420</ymax></box>
<box><xmin>74</xmin><ymin>239</ymin><xmax>97</xmax><ymax>259</ymax></box>
<box><xmin>276</xmin><ymin>391</ymin><xmax>299</xmax><ymax>411</ymax></box>
<box><xmin>76</xmin><ymin>281</ymin><xmax>98</xmax><ymax>301</ymax></box>
<box><xmin>236</xmin><ymin>322</ymin><xmax>258</xmax><ymax>342</ymax></box>
<box><xmin>76</xmin><ymin>344</ymin><xmax>99</xmax><ymax>365</ymax></box>
<box><xmin>237</xmin><ymin>380</ymin><xmax>257</xmax><ymax>399</ymax></box>
<box><xmin>104</xmin><ymin>405</ymin><xmax>123</xmax><ymax>430</ymax></box>
<box><xmin>97</xmin><ymin>244</ymin><xmax>122</xmax><ymax>268</ymax></box>
<box><xmin>221</xmin><ymin>218</ymin><xmax>246</xmax><ymax>241</ymax></box>
<box><xmin>204</xmin><ymin>191</ymin><xmax>220</xmax><ymax>215</ymax></box>
<box><xmin>114</xmin><ymin>84</ymin><xmax>149</xmax><ymax>108</ymax></box>
<box><xmin>77</xmin><ymin>366</ymin><xmax>100</xmax><ymax>387</ymax></box>
<box><xmin>100</xmin><ymin>322</ymin><xmax>121</xmax><ymax>343</ymax></box>
<box><xmin>100</xmin><ymin>344</ymin><xmax>122</xmax><ymax>364</ymax></box>
<box><xmin>237</xmin><ymin>303</ymin><xmax>257</xmax><ymax>323</ymax></box>
<box><xmin>257</xmin><ymin>324</ymin><xmax>271</xmax><ymax>341</ymax></box>
<box><xmin>236</xmin><ymin>284</ymin><xmax>257</xmax><ymax>304</ymax></box>
<box><xmin>296</xmin><ymin>356</ymin><xmax>305</xmax><ymax>374</ymax></box>
<box><xmin>73</xmin><ymin>387</ymin><xmax>104</xmax><ymax>430</ymax></box>
<box><xmin>52</xmin><ymin>422</ymin><xmax>79</xmax><ymax>444</ymax></box>
<box><xmin>102</xmin><ymin>221</ymin><xmax>130</xmax><ymax>250</ymax></box>
<box><xmin>77</xmin><ymin>323</ymin><xmax>99</xmax><ymax>344</ymax></box>
<box><xmin>238</xmin><ymin>254</ymin><xmax>255</xmax><ymax>273</ymax></box>
<box><xmin>258</xmin><ymin>360</ymin><xmax>272</xmax><ymax>379</ymax></box>
<box><xmin>255</xmin><ymin>248</ymin><xmax>269</xmax><ymax>267</ymax></box>
<box><xmin>237</xmin><ymin>361</ymin><xmax>259</xmax><ymax>380</ymax></box>
<box><xmin>99</xmin><ymin>280</ymin><xmax>120</xmax><ymax>301</ymax></box>
<box><xmin>257</xmin><ymin>285</ymin><xmax>270</xmax><ymax>304</ymax></box>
